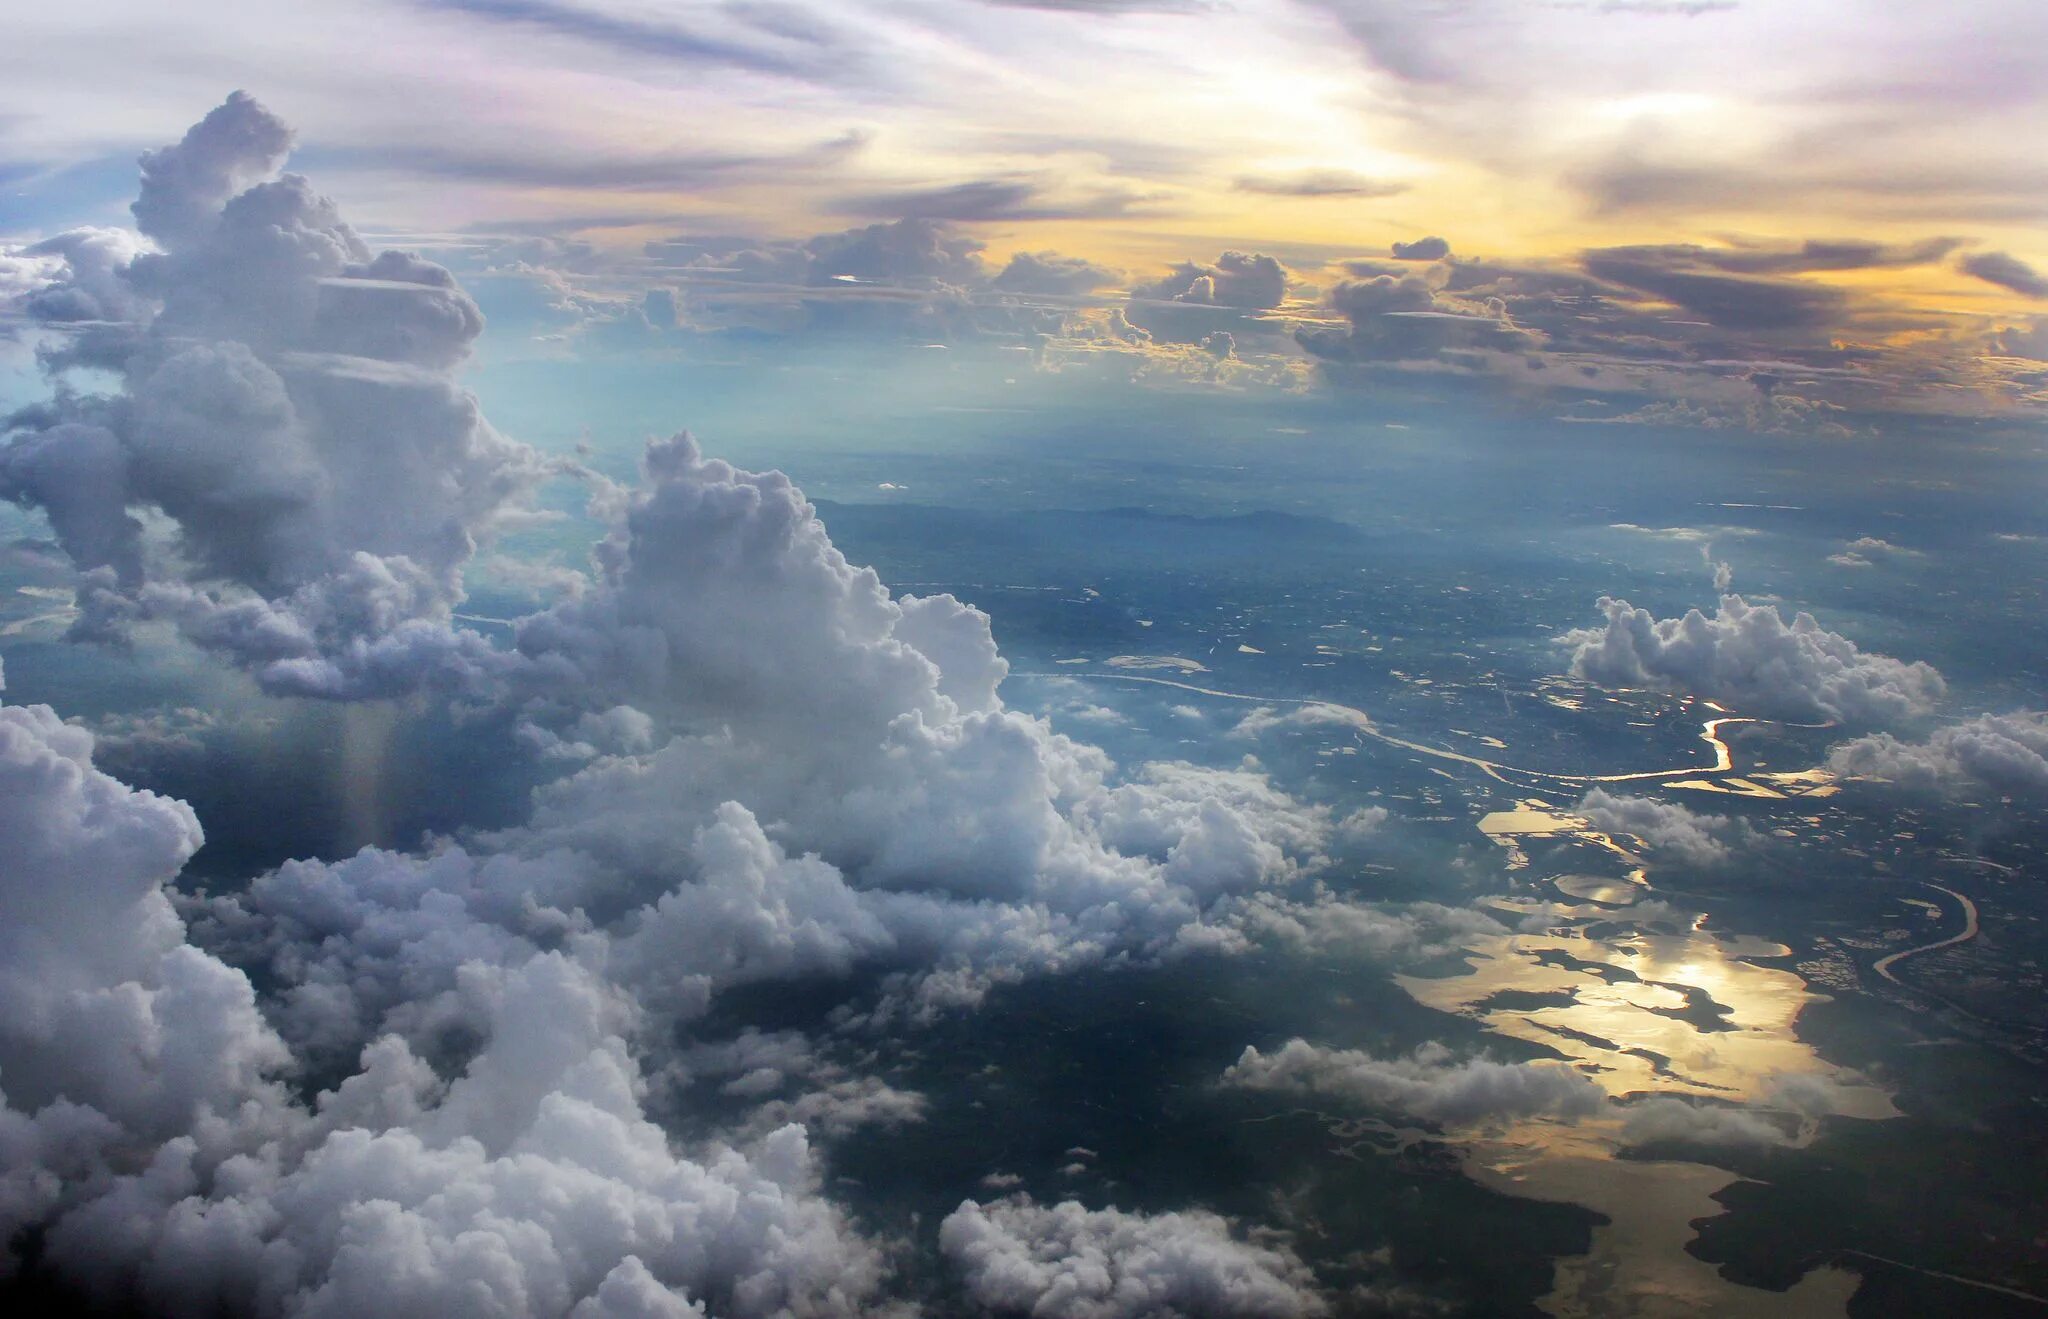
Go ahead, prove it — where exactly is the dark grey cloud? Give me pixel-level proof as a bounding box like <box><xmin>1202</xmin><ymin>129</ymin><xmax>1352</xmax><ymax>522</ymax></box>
<box><xmin>1391</xmin><ymin>235</ymin><xmax>1450</xmax><ymax>260</ymax></box>
<box><xmin>836</xmin><ymin>177</ymin><xmax>1150</xmax><ymax>222</ymax></box>
<box><xmin>1234</xmin><ymin>170</ymin><xmax>1408</xmax><ymax>198</ymax></box>
<box><xmin>1132</xmin><ymin>250</ymin><xmax>1289</xmax><ymax>309</ymax></box>
<box><xmin>1125</xmin><ymin>250</ymin><xmax>1293</xmax><ymax>343</ymax></box>
<box><xmin>1580</xmin><ymin>246</ymin><xmax>1848</xmax><ymax>329</ymax></box>
<box><xmin>1678</xmin><ymin>237</ymin><xmax>1958</xmax><ymax>275</ymax></box>
<box><xmin>1298</xmin><ymin>269</ymin><xmax>1537</xmax><ymax>362</ymax></box>
<box><xmin>1959</xmin><ymin>250</ymin><xmax>2048</xmax><ymax>299</ymax></box>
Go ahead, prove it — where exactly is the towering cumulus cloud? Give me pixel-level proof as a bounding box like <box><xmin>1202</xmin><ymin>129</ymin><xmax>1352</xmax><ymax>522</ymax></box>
<box><xmin>2</xmin><ymin>92</ymin><xmax>545</xmax><ymax>698</ymax></box>
<box><xmin>0</xmin><ymin>98</ymin><xmax>1365</xmax><ymax>1314</ymax></box>
<box><xmin>1562</xmin><ymin>594</ymin><xmax>1944</xmax><ymax>725</ymax></box>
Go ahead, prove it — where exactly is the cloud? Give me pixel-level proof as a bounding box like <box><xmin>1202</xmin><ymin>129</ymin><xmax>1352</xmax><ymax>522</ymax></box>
<box><xmin>1390</xmin><ymin>236</ymin><xmax>1450</xmax><ymax>261</ymax></box>
<box><xmin>1827</xmin><ymin>535</ymin><xmax>1921</xmax><ymax>568</ymax></box>
<box><xmin>161</xmin><ymin>414</ymin><xmax>1337</xmax><ymax>1027</ymax></box>
<box><xmin>1</xmin><ymin>640</ymin><xmax>1335</xmax><ymax>1315</ymax></box>
<box><xmin>0</xmin><ymin>99</ymin><xmax>1474</xmax><ymax>1312</ymax></box>
<box><xmin>1562</xmin><ymin>594</ymin><xmax>1945</xmax><ymax>725</ymax></box>
<box><xmin>1607</xmin><ymin>523</ymin><xmax>1750</xmax><ymax>544</ymax></box>
<box><xmin>629</xmin><ymin>219</ymin><xmax>1120</xmax><ymax>344</ymax></box>
<box><xmin>1619</xmin><ymin>1098</ymin><xmax>1792</xmax><ymax>1149</ymax></box>
<box><xmin>416</xmin><ymin>0</ymin><xmax>866</xmax><ymax>83</ymax></box>
<box><xmin>1123</xmin><ymin>251</ymin><xmax>1294</xmax><ymax>344</ymax></box>
<box><xmin>0</xmin><ymin>697</ymin><xmax>287</xmax><ymax>1152</ymax></box>
<box><xmin>1579</xmin><ymin>247</ymin><xmax>1848</xmax><ymax>330</ymax></box>
<box><xmin>1576</xmin><ymin>789</ymin><xmax>1750</xmax><ymax>867</ymax></box>
<box><xmin>1229</xmin><ymin>702</ymin><xmax>1370</xmax><ymax>739</ymax></box>
<box><xmin>838</xmin><ymin>178</ymin><xmax>1147</xmax><ymax>222</ymax></box>
<box><xmin>992</xmin><ymin>251</ymin><xmax>1121</xmax><ymax>296</ymax></box>
<box><xmin>985</xmin><ymin>0</ymin><xmax>1217</xmax><ymax>11</ymax></box>
<box><xmin>1233</xmin><ymin>170</ymin><xmax>1407</xmax><ymax>198</ymax></box>
<box><xmin>1222</xmin><ymin>1039</ymin><xmax>1604</xmax><ymax>1127</ymax></box>
<box><xmin>2</xmin><ymin>92</ymin><xmax>550</xmax><ymax>698</ymax></box>
<box><xmin>1280</xmin><ymin>237</ymin><xmax>2037</xmax><ymax>428</ymax></box>
<box><xmin>641</xmin><ymin>287</ymin><xmax>679</xmax><ymax>329</ymax></box>
<box><xmin>1298</xmin><ymin>270</ymin><xmax>1537</xmax><ymax>363</ymax></box>
<box><xmin>940</xmin><ymin>1196</ymin><xmax>1327</xmax><ymax>1318</ymax></box>
<box><xmin>1604</xmin><ymin>238</ymin><xmax>1958</xmax><ymax>278</ymax></box>
<box><xmin>1133</xmin><ymin>251</ymin><xmax>1289</xmax><ymax>309</ymax></box>
<box><xmin>0</xmin><ymin>694</ymin><xmax>898</xmax><ymax>1317</ymax></box>
<box><xmin>11</xmin><ymin>228</ymin><xmax>152</xmax><ymax>324</ymax></box>
<box><xmin>1826</xmin><ymin>711</ymin><xmax>2048</xmax><ymax>799</ymax></box>
<box><xmin>789</xmin><ymin>217</ymin><xmax>987</xmax><ymax>289</ymax></box>
<box><xmin>1959</xmin><ymin>250</ymin><xmax>2048</xmax><ymax>299</ymax></box>
<box><xmin>1336</xmin><ymin>805</ymin><xmax>1390</xmax><ymax>839</ymax></box>
<box><xmin>1233</xmin><ymin>896</ymin><xmax>1508</xmax><ymax>964</ymax></box>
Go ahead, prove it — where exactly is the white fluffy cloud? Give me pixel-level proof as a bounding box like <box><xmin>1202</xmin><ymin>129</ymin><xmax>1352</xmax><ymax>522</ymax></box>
<box><xmin>1618</xmin><ymin>1098</ymin><xmax>1792</xmax><ymax>1150</ymax></box>
<box><xmin>0</xmin><ymin>99</ymin><xmax>1385</xmax><ymax>1313</ymax></box>
<box><xmin>2</xmin><ymin>92</ymin><xmax>548</xmax><ymax>698</ymax></box>
<box><xmin>0</xmin><ymin>678</ymin><xmax>1346</xmax><ymax>1312</ymax></box>
<box><xmin>940</xmin><ymin>1196</ymin><xmax>1326</xmax><ymax>1319</ymax></box>
<box><xmin>1826</xmin><ymin>710</ymin><xmax>2048</xmax><ymax>799</ymax></box>
<box><xmin>0</xmin><ymin>695</ymin><xmax>289</xmax><ymax>1163</ymax></box>
<box><xmin>0</xmin><ymin>692</ymin><xmax>894</xmax><ymax>1315</ymax></box>
<box><xmin>1563</xmin><ymin>593</ymin><xmax>1945</xmax><ymax>725</ymax></box>
<box><xmin>1221</xmin><ymin>1039</ymin><xmax>1604</xmax><ymax>1128</ymax></box>
<box><xmin>1576</xmin><ymin>789</ymin><xmax>1750</xmax><ymax>867</ymax></box>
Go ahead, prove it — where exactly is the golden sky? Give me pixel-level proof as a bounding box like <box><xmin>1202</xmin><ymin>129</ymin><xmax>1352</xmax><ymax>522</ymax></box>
<box><xmin>6</xmin><ymin>1</ymin><xmax>2046</xmax><ymax>417</ymax></box>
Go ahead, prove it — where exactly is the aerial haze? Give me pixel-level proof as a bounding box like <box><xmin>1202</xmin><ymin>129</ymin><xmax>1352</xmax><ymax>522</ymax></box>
<box><xmin>3</xmin><ymin>4</ymin><xmax>2047</xmax><ymax>1317</ymax></box>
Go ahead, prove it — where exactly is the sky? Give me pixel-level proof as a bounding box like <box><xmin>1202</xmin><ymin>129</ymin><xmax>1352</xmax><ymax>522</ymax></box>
<box><xmin>5</xmin><ymin>0</ymin><xmax>2047</xmax><ymax>429</ymax></box>
<box><xmin>3</xmin><ymin>7</ymin><xmax>2048</xmax><ymax>1318</ymax></box>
